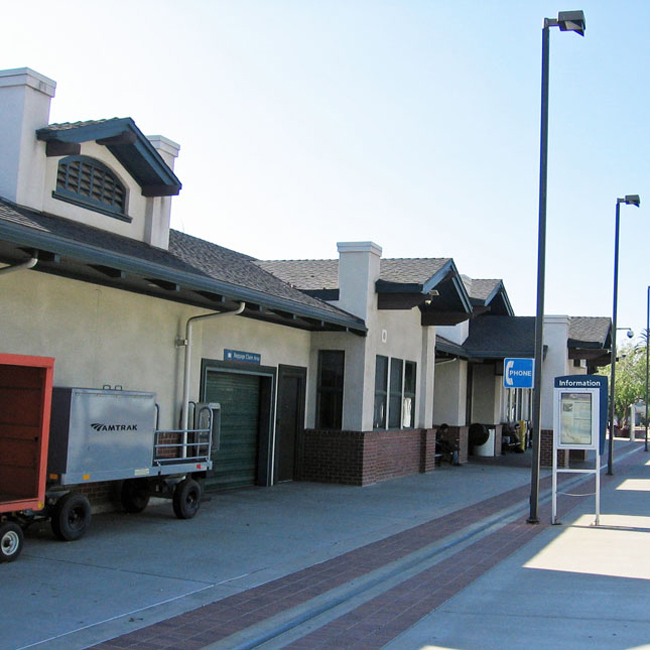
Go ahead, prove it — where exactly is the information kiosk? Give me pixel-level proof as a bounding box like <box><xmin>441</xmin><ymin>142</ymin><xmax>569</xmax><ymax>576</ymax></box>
<box><xmin>552</xmin><ymin>375</ymin><xmax>607</xmax><ymax>525</ymax></box>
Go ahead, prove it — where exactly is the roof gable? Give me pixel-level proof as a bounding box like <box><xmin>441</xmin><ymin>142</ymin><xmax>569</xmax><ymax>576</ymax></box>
<box><xmin>257</xmin><ymin>256</ymin><xmax>473</xmax><ymax>325</ymax></box>
<box><xmin>463</xmin><ymin>276</ymin><xmax>514</xmax><ymax>316</ymax></box>
<box><xmin>36</xmin><ymin>118</ymin><xmax>181</xmax><ymax>197</ymax></box>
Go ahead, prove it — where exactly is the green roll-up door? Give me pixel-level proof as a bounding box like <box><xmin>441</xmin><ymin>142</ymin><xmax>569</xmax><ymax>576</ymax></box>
<box><xmin>204</xmin><ymin>371</ymin><xmax>260</xmax><ymax>490</ymax></box>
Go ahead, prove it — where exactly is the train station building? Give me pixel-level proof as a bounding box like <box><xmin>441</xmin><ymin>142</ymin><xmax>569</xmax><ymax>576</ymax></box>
<box><xmin>0</xmin><ymin>67</ymin><xmax>612</xmax><ymax>503</ymax></box>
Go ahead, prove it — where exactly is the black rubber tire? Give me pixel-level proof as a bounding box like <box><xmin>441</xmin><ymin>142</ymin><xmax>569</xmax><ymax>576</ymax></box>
<box><xmin>172</xmin><ymin>478</ymin><xmax>201</xmax><ymax>520</ymax></box>
<box><xmin>0</xmin><ymin>521</ymin><xmax>24</xmax><ymax>563</ymax></box>
<box><xmin>121</xmin><ymin>478</ymin><xmax>151</xmax><ymax>513</ymax></box>
<box><xmin>51</xmin><ymin>492</ymin><xmax>92</xmax><ymax>541</ymax></box>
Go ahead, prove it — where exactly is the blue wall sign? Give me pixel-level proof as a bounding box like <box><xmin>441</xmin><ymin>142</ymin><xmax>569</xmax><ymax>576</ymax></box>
<box><xmin>503</xmin><ymin>358</ymin><xmax>535</xmax><ymax>389</ymax></box>
<box><xmin>224</xmin><ymin>349</ymin><xmax>261</xmax><ymax>364</ymax></box>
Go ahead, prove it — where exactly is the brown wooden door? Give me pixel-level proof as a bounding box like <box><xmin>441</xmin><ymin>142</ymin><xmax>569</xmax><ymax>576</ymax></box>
<box><xmin>275</xmin><ymin>366</ymin><xmax>306</xmax><ymax>483</ymax></box>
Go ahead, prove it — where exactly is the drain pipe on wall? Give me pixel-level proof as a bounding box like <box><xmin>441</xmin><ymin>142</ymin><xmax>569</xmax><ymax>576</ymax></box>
<box><xmin>435</xmin><ymin>358</ymin><xmax>458</xmax><ymax>367</ymax></box>
<box><xmin>177</xmin><ymin>302</ymin><xmax>246</xmax><ymax>432</ymax></box>
<box><xmin>0</xmin><ymin>254</ymin><xmax>38</xmax><ymax>275</ymax></box>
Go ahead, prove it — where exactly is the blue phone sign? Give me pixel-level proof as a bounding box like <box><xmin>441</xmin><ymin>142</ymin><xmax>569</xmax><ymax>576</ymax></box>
<box><xmin>503</xmin><ymin>358</ymin><xmax>535</xmax><ymax>389</ymax></box>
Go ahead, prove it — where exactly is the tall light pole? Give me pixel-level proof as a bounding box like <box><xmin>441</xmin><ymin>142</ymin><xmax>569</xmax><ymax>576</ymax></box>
<box><xmin>607</xmin><ymin>194</ymin><xmax>641</xmax><ymax>475</ymax></box>
<box><xmin>528</xmin><ymin>10</ymin><xmax>586</xmax><ymax>525</ymax></box>
<box><xmin>644</xmin><ymin>287</ymin><xmax>650</xmax><ymax>451</ymax></box>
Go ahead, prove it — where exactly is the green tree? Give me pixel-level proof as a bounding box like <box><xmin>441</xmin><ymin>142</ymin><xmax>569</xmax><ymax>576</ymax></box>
<box><xmin>599</xmin><ymin>341</ymin><xmax>647</xmax><ymax>421</ymax></box>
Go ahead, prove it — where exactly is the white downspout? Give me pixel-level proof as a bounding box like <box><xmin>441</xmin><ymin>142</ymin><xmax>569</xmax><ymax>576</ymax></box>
<box><xmin>0</xmin><ymin>255</ymin><xmax>38</xmax><ymax>275</ymax></box>
<box><xmin>179</xmin><ymin>302</ymin><xmax>246</xmax><ymax>432</ymax></box>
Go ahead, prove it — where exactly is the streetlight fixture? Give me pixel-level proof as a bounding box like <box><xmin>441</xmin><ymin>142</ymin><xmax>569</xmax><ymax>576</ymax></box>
<box><xmin>618</xmin><ymin>327</ymin><xmax>635</xmax><ymax>338</ymax></box>
<box><xmin>528</xmin><ymin>10</ymin><xmax>586</xmax><ymax>525</ymax></box>
<box><xmin>608</xmin><ymin>194</ymin><xmax>641</xmax><ymax>475</ymax></box>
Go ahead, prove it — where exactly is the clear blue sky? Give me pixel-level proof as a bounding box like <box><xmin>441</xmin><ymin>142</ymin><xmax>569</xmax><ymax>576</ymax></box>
<box><xmin>3</xmin><ymin>1</ymin><xmax>649</xmax><ymax>345</ymax></box>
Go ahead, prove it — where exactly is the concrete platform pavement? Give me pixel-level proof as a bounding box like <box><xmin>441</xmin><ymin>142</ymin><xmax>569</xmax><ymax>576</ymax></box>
<box><xmin>386</xmin><ymin>442</ymin><xmax>650</xmax><ymax>650</ymax></box>
<box><xmin>2</xmin><ymin>442</ymin><xmax>541</xmax><ymax>650</ymax></box>
<box><xmin>2</xmin><ymin>438</ymin><xmax>644</xmax><ymax>649</ymax></box>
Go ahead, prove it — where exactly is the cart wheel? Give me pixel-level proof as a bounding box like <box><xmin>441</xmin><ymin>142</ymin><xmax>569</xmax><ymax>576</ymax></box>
<box><xmin>51</xmin><ymin>492</ymin><xmax>92</xmax><ymax>541</ymax></box>
<box><xmin>0</xmin><ymin>521</ymin><xmax>24</xmax><ymax>563</ymax></box>
<box><xmin>172</xmin><ymin>478</ymin><xmax>201</xmax><ymax>520</ymax></box>
<box><xmin>121</xmin><ymin>478</ymin><xmax>151</xmax><ymax>513</ymax></box>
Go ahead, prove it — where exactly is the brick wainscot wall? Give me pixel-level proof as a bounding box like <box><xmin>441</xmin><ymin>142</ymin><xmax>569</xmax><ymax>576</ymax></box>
<box><xmin>296</xmin><ymin>428</ymin><xmax>438</xmax><ymax>486</ymax></box>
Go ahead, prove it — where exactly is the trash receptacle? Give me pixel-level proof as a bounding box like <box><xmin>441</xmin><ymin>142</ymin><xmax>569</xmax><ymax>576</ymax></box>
<box><xmin>474</xmin><ymin>427</ymin><xmax>496</xmax><ymax>457</ymax></box>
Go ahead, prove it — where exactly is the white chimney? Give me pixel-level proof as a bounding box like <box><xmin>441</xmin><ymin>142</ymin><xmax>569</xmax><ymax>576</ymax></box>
<box><xmin>336</xmin><ymin>241</ymin><xmax>382</xmax><ymax>321</ymax></box>
<box><xmin>144</xmin><ymin>135</ymin><xmax>180</xmax><ymax>249</ymax></box>
<box><xmin>541</xmin><ymin>314</ymin><xmax>571</xmax><ymax>430</ymax></box>
<box><xmin>0</xmin><ymin>68</ymin><xmax>56</xmax><ymax>208</ymax></box>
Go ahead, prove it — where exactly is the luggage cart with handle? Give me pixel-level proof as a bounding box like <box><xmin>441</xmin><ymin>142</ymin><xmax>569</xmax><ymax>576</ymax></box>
<box><xmin>0</xmin><ymin>353</ymin><xmax>219</xmax><ymax>562</ymax></box>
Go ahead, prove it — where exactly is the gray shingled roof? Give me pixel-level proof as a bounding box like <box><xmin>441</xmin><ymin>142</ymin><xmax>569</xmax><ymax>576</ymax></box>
<box><xmin>461</xmin><ymin>315</ymin><xmax>611</xmax><ymax>360</ymax></box>
<box><xmin>0</xmin><ymin>198</ymin><xmax>365</xmax><ymax>332</ymax></box>
<box><xmin>569</xmin><ymin>317</ymin><xmax>611</xmax><ymax>348</ymax></box>
<box><xmin>256</xmin><ymin>257</ymin><xmax>452</xmax><ymax>290</ymax></box>
<box><xmin>463</xmin><ymin>316</ymin><xmax>536</xmax><ymax>358</ymax></box>
<box><xmin>256</xmin><ymin>259</ymin><xmax>339</xmax><ymax>291</ymax></box>
<box><xmin>379</xmin><ymin>258</ymin><xmax>451</xmax><ymax>284</ymax></box>
<box><xmin>37</xmin><ymin>119</ymin><xmax>117</xmax><ymax>132</ymax></box>
<box><xmin>436</xmin><ymin>335</ymin><xmax>469</xmax><ymax>358</ymax></box>
<box><xmin>463</xmin><ymin>278</ymin><xmax>501</xmax><ymax>301</ymax></box>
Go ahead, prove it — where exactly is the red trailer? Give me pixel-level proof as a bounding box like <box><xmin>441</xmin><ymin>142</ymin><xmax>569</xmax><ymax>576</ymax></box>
<box><xmin>0</xmin><ymin>353</ymin><xmax>54</xmax><ymax>562</ymax></box>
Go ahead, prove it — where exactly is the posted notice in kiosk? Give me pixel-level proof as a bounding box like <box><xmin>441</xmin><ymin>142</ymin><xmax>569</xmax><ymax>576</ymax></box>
<box><xmin>560</xmin><ymin>392</ymin><xmax>593</xmax><ymax>446</ymax></box>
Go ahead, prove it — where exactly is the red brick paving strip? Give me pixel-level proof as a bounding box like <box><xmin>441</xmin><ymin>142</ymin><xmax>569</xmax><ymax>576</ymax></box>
<box><xmin>91</xmin><ymin>446</ymin><xmax>638</xmax><ymax>649</ymax></box>
<box><xmin>286</xmin><ymin>449</ymin><xmax>641</xmax><ymax>649</ymax></box>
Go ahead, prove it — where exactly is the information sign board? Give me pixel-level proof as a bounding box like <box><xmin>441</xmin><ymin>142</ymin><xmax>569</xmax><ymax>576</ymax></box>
<box><xmin>551</xmin><ymin>374</ymin><xmax>608</xmax><ymax>526</ymax></box>
<box><xmin>553</xmin><ymin>375</ymin><xmax>608</xmax><ymax>453</ymax></box>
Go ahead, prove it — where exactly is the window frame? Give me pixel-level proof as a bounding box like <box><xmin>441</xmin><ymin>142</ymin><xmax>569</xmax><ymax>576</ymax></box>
<box><xmin>403</xmin><ymin>361</ymin><xmax>417</xmax><ymax>428</ymax></box>
<box><xmin>373</xmin><ymin>355</ymin><xmax>389</xmax><ymax>429</ymax></box>
<box><xmin>388</xmin><ymin>358</ymin><xmax>404</xmax><ymax>429</ymax></box>
<box><xmin>374</xmin><ymin>356</ymin><xmax>417</xmax><ymax>430</ymax></box>
<box><xmin>315</xmin><ymin>350</ymin><xmax>345</xmax><ymax>430</ymax></box>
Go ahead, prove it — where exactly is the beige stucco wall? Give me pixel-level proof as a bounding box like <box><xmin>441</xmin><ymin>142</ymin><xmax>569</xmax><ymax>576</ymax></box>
<box><xmin>309</xmin><ymin>330</ymin><xmax>366</xmax><ymax>431</ymax></box>
<box><xmin>0</xmin><ymin>68</ymin><xmax>55</xmax><ymax>208</ymax></box>
<box><xmin>373</xmin><ymin>309</ymin><xmax>430</xmax><ymax>429</ymax></box>
<box><xmin>471</xmin><ymin>363</ymin><xmax>501</xmax><ymax>424</ymax></box>
<box><xmin>309</xmin><ymin>307</ymin><xmax>431</xmax><ymax>432</ymax></box>
<box><xmin>433</xmin><ymin>358</ymin><xmax>468</xmax><ymax>426</ymax></box>
<box><xmin>1</xmin><ymin>269</ymin><xmax>312</xmax><ymax>429</ymax></box>
<box><xmin>540</xmin><ymin>315</ymin><xmax>586</xmax><ymax>430</ymax></box>
<box><xmin>323</xmin><ymin>241</ymin><xmax>439</xmax><ymax>431</ymax></box>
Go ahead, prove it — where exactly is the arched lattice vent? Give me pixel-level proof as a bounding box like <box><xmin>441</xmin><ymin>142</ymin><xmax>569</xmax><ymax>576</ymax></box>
<box><xmin>54</xmin><ymin>156</ymin><xmax>128</xmax><ymax>220</ymax></box>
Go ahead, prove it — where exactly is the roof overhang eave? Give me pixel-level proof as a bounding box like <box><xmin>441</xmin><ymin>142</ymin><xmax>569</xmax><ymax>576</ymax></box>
<box><xmin>0</xmin><ymin>221</ymin><xmax>366</xmax><ymax>335</ymax></box>
<box><xmin>464</xmin><ymin>346</ymin><xmax>545</xmax><ymax>361</ymax></box>
<box><xmin>377</xmin><ymin>259</ymin><xmax>473</xmax><ymax>317</ymax></box>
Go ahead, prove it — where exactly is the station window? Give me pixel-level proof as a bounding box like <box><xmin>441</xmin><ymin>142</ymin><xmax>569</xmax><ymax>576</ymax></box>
<box><xmin>53</xmin><ymin>155</ymin><xmax>130</xmax><ymax>221</ymax></box>
<box><xmin>374</xmin><ymin>356</ymin><xmax>416</xmax><ymax>429</ymax></box>
<box><xmin>374</xmin><ymin>355</ymin><xmax>388</xmax><ymax>429</ymax></box>
<box><xmin>316</xmin><ymin>350</ymin><xmax>345</xmax><ymax>430</ymax></box>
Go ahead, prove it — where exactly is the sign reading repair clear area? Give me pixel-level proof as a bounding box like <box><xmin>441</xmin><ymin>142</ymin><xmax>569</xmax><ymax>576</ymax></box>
<box><xmin>503</xmin><ymin>358</ymin><xmax>535</xmax><ymax>389</ymax></box>
<box><xmin>224</xmin><ymin>349</ymin><xmax>261</xmax><ymax>364</ymax></box>
<box><xmin>551</xmin><ymin>374</ymin><xmax>608</xmax><ymax>526</ymax></box>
